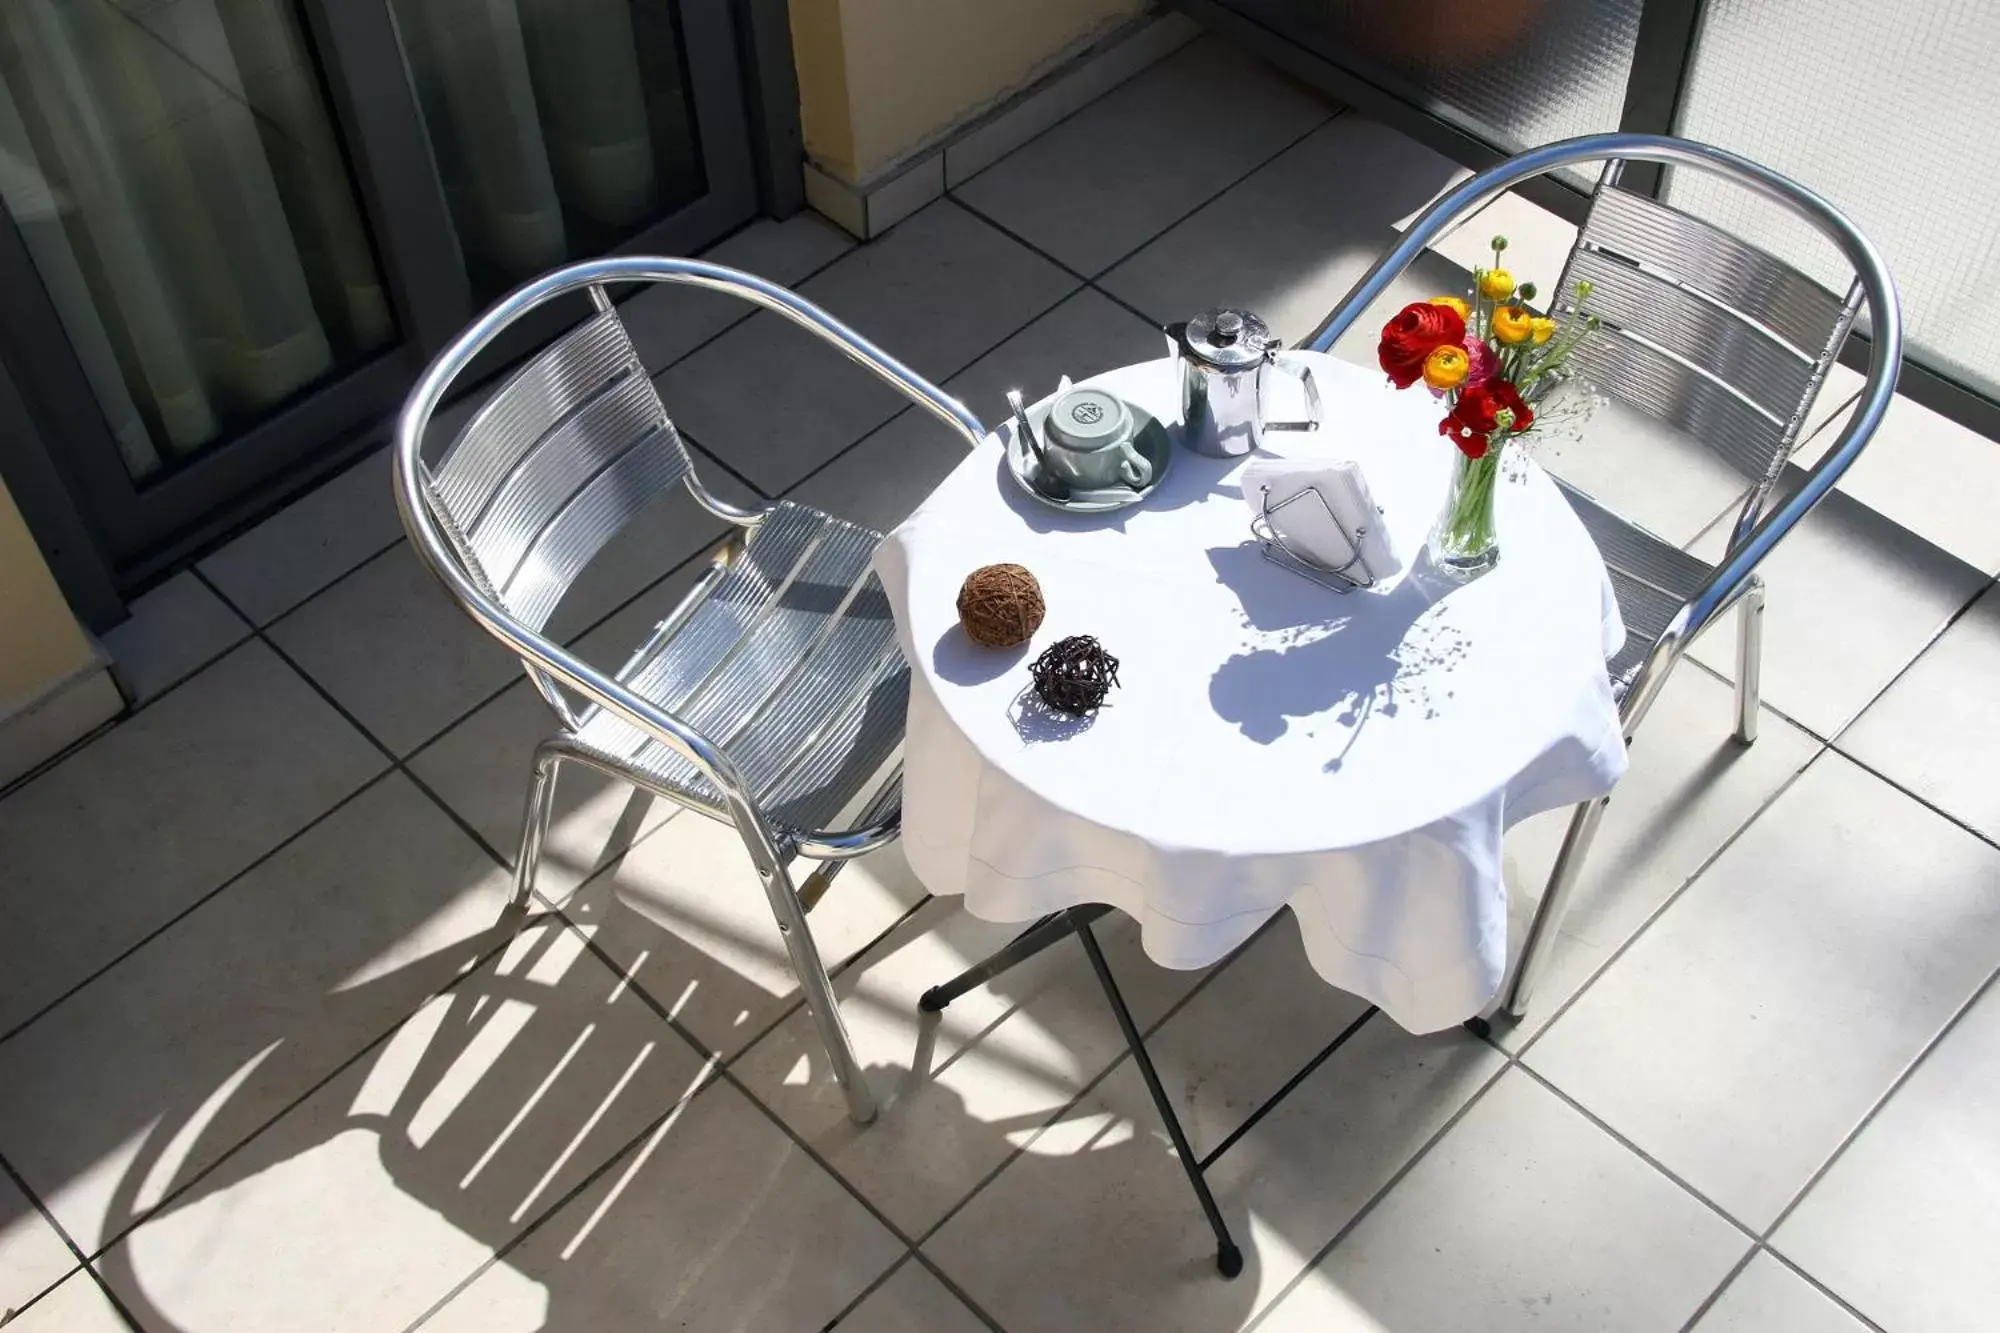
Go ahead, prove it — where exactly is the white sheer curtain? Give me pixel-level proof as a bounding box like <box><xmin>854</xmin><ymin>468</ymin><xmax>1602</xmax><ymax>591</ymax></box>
<box><xmin>391</xmin><ymin>0</ymin><xmax>661</xmax><ymax>287</ymax></box>
<box><xmin>0</xmin><ymin>0</ymin><xmax>390</xmax><ymax>479</ymax></box>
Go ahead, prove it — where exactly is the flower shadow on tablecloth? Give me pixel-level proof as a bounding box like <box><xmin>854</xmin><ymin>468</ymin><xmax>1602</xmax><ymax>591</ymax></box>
<box><xmin>1205</xmin><ymin>543</ymin><xmax>1465</xmax><ymax>761</ymax></box>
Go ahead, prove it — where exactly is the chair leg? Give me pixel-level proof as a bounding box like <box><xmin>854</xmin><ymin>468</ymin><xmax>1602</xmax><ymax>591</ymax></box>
<box><xmin>747</xmin><ymin>843</ymin><xmax>877</xmax><ymax>1124</ymax></box>
<box><xmin>1504</xmin><ymin>794</ymin><xmax>1610</xmax><ymax>1018</ymax></box>
<box><xmin>511</xmin><ymin>746</ymin><xmax>563</xmax><ymax>909</ymax></box>
<box><xmin>1735</xmin><ymin>578</ymin><xmax>1766</xmax><ymax>745</ymax></box>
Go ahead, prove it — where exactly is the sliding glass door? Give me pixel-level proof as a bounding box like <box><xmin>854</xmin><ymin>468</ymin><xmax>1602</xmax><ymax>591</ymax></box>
<box><xmin>0</xmin><ymin>0</ymin><xmax>394</xmax><ymax>484</ymax></box>
<box><xmin>0</xmin><ymin>0</ymin><xmax>756</xmax><ymax>593</ymax></box>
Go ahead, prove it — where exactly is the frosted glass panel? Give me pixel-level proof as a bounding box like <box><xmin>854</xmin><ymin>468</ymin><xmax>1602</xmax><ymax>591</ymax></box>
<box><xmin>1218</xmin><ymin>0</ymin><xmax>1640</xmax><ymax>161</ymax></box>
<box><xmin>1671</xmin><ymin>0</ymin><xmax>2000</xmax><ymax>396</ymax></box>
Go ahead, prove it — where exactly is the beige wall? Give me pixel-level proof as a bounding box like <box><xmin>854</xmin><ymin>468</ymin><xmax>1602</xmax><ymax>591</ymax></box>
<box><xmin>0</xmin><ymin>477</ymin><xmax>96</xmax><ymax>712</ymax></box>
<box><xmin>791</xmin><ymin>0</ymin><xmax>1145</xmax><ymax>181</ymax></box>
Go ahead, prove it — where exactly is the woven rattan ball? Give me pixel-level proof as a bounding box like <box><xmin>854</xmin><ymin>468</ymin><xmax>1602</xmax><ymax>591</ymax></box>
<box><xmin>957</xmin><ymin>563</ymin><xmax>1045</xmax><ymax>648</ymax></box>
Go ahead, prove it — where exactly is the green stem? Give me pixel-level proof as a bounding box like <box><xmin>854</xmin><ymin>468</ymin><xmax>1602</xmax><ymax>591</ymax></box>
<box><xmin>1439</xmin><ymin>448</ymin><xmax>1501</xmax><ymax>555</ymax></box>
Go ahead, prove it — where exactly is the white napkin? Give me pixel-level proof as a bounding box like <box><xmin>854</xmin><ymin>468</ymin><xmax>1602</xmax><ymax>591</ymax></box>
<box><xmin>1243</xmin><ymin>457</ymin><xmax>1401</xmax><ymax>583</ymax></box>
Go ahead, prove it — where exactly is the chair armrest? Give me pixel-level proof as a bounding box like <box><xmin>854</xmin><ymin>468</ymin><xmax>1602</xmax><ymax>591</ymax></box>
<box><xmin>795</xmin><ymin>772</ymin><xmax>903</xmax><ymax>861</ymax></box>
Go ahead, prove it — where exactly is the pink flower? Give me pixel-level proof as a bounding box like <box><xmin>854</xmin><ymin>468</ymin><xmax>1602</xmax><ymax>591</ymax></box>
<box><xmin>1428</xmin><ymin>336</ymin><xmax>1500</xmax><ymax>399</ymax></box>
<box><xmin>1462</xmin><ymin>336</ymin><xmax>1499</xmax><ymax>388</ymax></box>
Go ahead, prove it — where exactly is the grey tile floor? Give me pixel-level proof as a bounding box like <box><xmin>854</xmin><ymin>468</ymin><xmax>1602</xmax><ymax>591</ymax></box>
<box><xmin>7</xmin><ymin>35</ymin><xmax>2000</xmax><ymax>1332</ymax></box>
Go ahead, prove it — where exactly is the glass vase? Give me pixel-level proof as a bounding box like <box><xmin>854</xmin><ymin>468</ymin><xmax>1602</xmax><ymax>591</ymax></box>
<box><xmin>1428</xmin><ymin>446</ymin><xmax>1502</xmax><ymax>580</ymax></box>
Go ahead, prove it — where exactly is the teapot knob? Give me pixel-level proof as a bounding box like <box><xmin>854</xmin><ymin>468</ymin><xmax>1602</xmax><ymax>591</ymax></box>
<box><xmin>1213</xmin><ymin>310</ymin><xmax>1244</xmax><ymax>344</ymax></box>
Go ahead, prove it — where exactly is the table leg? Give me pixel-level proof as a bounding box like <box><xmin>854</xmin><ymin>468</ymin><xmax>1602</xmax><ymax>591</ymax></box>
<box><xmin>1073</xmin><ymin>918</ymin><xmax>1244</xmax><ymax>1278</ymax></box>
<box><xmin>918</xmin><ymin>905</ymin><xmax>1114</xmax><ymax>1013</ymax></box>
<box><xmin>919</xmin><ymin>905</ymin><xmax>1245</xmax><ymax>1278</ymax></box>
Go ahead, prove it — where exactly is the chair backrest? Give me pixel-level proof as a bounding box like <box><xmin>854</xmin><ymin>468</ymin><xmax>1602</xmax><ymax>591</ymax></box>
<box><xmin>393</xmin><ymin>257</ymin><xmax>988</xmax><ymax>809</ymax></box>
<box><xmin>423</xmin><ymin>299</ymin><xmax>693</xmax><ymax>635</ymax></box>
<box><xmin>1549</xmin><ymin>163</ymin><xmax>1859</xmax><ymax>532</ymax></box>
<box><xmin>1307</xmin><ymin>134</ymin><xmax>1899</xmax><ymax>723</ymax></box>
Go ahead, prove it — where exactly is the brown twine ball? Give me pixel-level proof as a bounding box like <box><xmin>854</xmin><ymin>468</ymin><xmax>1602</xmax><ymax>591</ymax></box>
<box><xmin>957</xmin><ymin>563</ymin><xmax>1045</xmax><ymax>649</ymax></box>
<box><xmin>1030</xmin><ymin>635</ymin><xmax>1120</xmax><ymax>715</ymax></box>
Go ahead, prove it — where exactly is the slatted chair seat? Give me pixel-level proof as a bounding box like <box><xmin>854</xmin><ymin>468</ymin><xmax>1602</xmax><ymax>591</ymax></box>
<box><xmin>1552</xmin><ymin>480</ymin><xmax>1716</xmax><ymax>698</ymax></box>
<box><xmin>567</xmin><ymin>502</ymin><xmax>908</xmax><ymax>846</ymax></box>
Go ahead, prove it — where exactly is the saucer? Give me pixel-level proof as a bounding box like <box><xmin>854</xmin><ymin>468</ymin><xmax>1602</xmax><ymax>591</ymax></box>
<box><xmin>1004</xmin><ymin>396</ymin><xmax>1174</xmax><ymax>514</ymax></box>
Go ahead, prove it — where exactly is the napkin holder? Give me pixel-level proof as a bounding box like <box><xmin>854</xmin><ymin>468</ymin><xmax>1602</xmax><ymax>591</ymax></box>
<box><xmin>1251</xmin><ymin>486</ymin><xmax>1377</xmax><ymax>592</ymax></box>
<box><xmin>1246</xmin><ymin>459</ymin><xmax>1394</xmax><ymax>594</ymax></box>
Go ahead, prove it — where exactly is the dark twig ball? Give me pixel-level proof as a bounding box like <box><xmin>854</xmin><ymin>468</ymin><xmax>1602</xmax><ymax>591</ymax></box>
<box><xmin>1030</xmin><ymin>635</ymin><xmax>1120</xmax><ymax>715</ymax></box>
<box><xmin>958</xmin><ymin>563</ymin><xmax>1045</xmax><ymax>648</ymax></box>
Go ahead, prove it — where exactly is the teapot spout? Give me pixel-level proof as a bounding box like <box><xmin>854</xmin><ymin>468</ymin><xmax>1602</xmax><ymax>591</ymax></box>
<box><xmin>1163</xmin><ymin>321</ymin><xmax>1189</xmax><ymax>361</ymax></box>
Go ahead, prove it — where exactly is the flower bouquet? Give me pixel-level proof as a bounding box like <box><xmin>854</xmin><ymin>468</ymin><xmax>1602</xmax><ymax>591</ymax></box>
<box><xmin>1377</xmin><ymin>237</ymin><xmax>1596</xmax><ymax>578</ymax></box>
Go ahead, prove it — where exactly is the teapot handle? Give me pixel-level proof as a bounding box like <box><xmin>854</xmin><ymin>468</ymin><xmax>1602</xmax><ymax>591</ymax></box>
<box><xmin>1259</xmin><ymin>355</ymin><xmax>1321</xmax><ymax>433</ymax></box>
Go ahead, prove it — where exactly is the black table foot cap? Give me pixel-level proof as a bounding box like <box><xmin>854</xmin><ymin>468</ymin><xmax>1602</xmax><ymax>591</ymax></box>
<box><xmin>1216</xmin><ymin>1243</ymin><xmax>1244</xmax><ymax>1279</ymax></box>
<box><xmin>1463</xmin><ymin>1015</ymin><xmax>1492</xmax><ymax>1039</ymax></box>
<box><xmin>918</xmin><ymin>987</ymin><xmax>950</xmax><ymax>1013</ymax></box>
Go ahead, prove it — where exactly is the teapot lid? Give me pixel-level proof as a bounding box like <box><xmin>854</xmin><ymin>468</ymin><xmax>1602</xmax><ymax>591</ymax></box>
<box><xmin>1181</xmin><ymin>308</ymin><xmax>1274</xmax><ymax>369</ymax></box>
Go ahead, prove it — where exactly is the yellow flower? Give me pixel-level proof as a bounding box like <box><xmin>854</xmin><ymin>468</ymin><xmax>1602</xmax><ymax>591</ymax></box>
<box><xmin>1478</xmin><ymin>269</ymin><xmax>1516</xmax><ymax>300</ymax></box>
<box><xmin>1430</xmin><ymin>294</ymin><xmax>1470</xmax><ymax>321</ymax></box>
<box><xmin>1492</xmin><ymin>304</ymin><xmax>1535</xmax><ymax>345</ymax></box>
<box><xmin>1530</xmin><ymin>316</ymin><xmax>1557</xmax><ymax>345</ymax></box>
<box><xmin>1421</xmin><ymin>344</ymin><xmax>1470</xmax><ymax>391</ymax></box>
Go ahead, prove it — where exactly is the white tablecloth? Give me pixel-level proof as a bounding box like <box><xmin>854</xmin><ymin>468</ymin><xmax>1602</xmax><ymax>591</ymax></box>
<box><xmin>875</xmin><ymin>354</ymin><xmax>1628</xmax><ymax>1031</ymax></box>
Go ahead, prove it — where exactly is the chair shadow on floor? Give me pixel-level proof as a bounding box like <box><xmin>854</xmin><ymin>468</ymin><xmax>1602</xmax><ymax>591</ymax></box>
<box><xmin>61</xmin><ymin>833</ymin><xmax>1289</xmax><ymax>1331</ymax></box>
<box><xmin>43</xmin><ymin>755</ymin><xmax>1529</xmax><ymax>1333</ymax></box>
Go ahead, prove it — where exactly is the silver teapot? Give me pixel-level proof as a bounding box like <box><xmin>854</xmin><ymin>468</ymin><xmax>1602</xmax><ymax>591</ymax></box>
<box><xmin>1165</xmin><ymin>308</ymin><xmax>1321</xmax><ymax>458</ymax></box>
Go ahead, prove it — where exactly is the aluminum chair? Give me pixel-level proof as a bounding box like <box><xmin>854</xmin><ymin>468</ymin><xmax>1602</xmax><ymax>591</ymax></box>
<box><xmin>392</xmin><ymin>258</ymin><xmax>989</xmax><ymax>1124</ymax></box>
<box><xmin>1308</xmin><ymin>133</ymin><xmax>1901</xmax><ymax>1020</ymax></box>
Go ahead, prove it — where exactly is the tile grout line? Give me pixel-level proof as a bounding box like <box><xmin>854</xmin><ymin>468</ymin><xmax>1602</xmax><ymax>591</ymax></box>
<box><xmin>956</xmin><ymin>101</ymin><xmax>1343</xmax><ymax>285</ymax></box>
<box><xmin>767</xmin><ymin>265</ymin><xmax>1091</xmax><ymax>506</ymax></box>
<box><xmin>1245</xmin><ymin>745</ymin><xmax>1824</xmax><ymax>1327</ymax></box>
<box><xmin>0</xmin><ymin>1150</ymin><xmax>96</xmax><ymax>1322</ymax></box>
<box><xmin>1513</xmin><ymin>1062</ymin><xmax>1762</xmax><ymax>1243</ymax></box>
<box><xmin>902</xmin><ymin>1250</ymin><xmax>1009</xmax><ymax>1333</ymax></box>
<box><xmin>393</xmin><ymin>1049</ymin><xmax>736</xmax><ymax>1333</ymax></box>
<box><xmin>774</xmin><ymin>104</ymin><xmax>1348</xmax><ymax>510</ymax></box>
<box><xmin>1750</xmin><ymin>1248</ymin><xmax>1891</xmax><ymax>1333</ymax></box>
<box><xmin>1198</xmin><ymin>1005</ymin><xmax>1378</xmax><ymax>1170</ymax></box>
<box><xmin>1503</xmin><ymin>559</ymin><xmax>1999</xmax><ymax>1071</ymax></box>
<box><xmin>817</xmin><ymin>1250</ymin><xmax>919</xmax><ymax>1331</ymax></box>
<box><xmin>1761</xmin><ymin>959</ymin><xmax>2000</xmax><ymax>1244</ymax></box>
<box><xmin>907</xmin><ymin>921</ymin><xmax>1270</xmax><ymax>1253</ymax></box>
<box><xmin>677</xmin><ymin>430</ymin><xmax>775</xmax><ymax>503</ymax></box>
<box><xmin>1674</xmin><ymin>1247</ymin><xmax>1761</xmax><ymax>1333</ymax></box>
<box><xmin>0</xmin><ymin>768</ymin><xmax>404</xmax><ymax>1049</ymax></box>
<box><xmin>1503</xmin><ymin>742</ymin><xmax>1830</xmax><ymax>1068</ymax></box>
<box><xmin>1484</xmin><ymin>755</ymin><xmax>1992</xmax><ymax>1330</ymax></box>
<box><xmin>394</xmin><ymin>869</ymin><xmax>952</xmax><ymax>1330</ymax></box>
<box><xmin>946</xmin><ymin>192</ymin><xmax>1174</xmax><ymax>341</ymax></box>
<box><xmin>79</xmin><ymin>1261</ymin><xmax>147</xmax><ymax>1332</ymax></box>
<box><xmin>66</xmin><ymin>223</ymin><xmax>864</xmax><ymax>737</ymax></box>
<box><xmin>207</xmin><ymin>587</ymin><xmax>518</xmax><ymax>872</ymax></box>
<box><xmin>1239</xmin><ymin>1052</ymin><xmax>1513</xmax><ymax>1331</ymax></box>
<box><xmin>23</xmin><ymin>916</ymin><xmax>546</xmax><ymax>1276</ymax></box>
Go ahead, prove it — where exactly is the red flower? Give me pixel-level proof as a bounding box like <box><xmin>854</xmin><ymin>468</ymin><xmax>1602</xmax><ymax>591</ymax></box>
<box><xmin>1378</xmin><ymin>302</ymin><xmax>1467</xmax><ymax>389</ymax></box>
<box><xmin>1439</xmin><ymin>380</ymin><xmax>1534</xmax><ymax>458</ymax></box>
